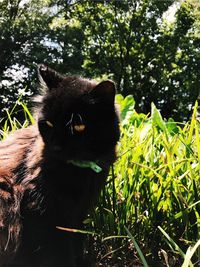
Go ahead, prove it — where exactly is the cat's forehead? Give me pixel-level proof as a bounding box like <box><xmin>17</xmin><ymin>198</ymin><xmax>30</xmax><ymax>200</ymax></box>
<box><xmin>45</xmin><ymin>77</ymin><xmax>96</xmax><ymax>105</ymax></box>
<box><xmin>42</xmin><ymin>78</ymin><xmax>96</xmax><ymax>115</ymax></box>
<box><xmin>61</xmin><ymin>76</ymin><xmax>97</xmax><ymax>95</ymax></box>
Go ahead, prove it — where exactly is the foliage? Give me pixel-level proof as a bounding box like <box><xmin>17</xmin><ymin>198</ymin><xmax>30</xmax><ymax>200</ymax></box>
<box><xmin>87</xmin><ymin>95</ymin><xmax>200</xmax><ymax>266</ymax></box>
<box><xmin>0</xmin><ymin>0</ymin><xmax>199</xmax><ymax>122</ymax></box>
<box><xmin>0</xmin><ymin>100</ymin><xmax>34</xmax><ymax>139</ymax></box>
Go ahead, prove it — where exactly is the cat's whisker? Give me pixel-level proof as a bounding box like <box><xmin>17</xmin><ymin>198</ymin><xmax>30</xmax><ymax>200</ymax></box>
<box><xmin>77</xmin><ymin>114</ymin><xmax>83</xmax><ymax>124</ymax></box>
<box><xmin>66</xmin><ymin>113</ymin><xmax>75</xmax><ymax>135</ymax></box>
<box><xmin>66</xmin><ymin>113</ymin><xmax>74</xmax><ymax>127</ymax></box>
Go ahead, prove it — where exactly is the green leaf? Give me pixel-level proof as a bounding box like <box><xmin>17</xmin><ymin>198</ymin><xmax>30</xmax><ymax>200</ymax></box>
<box><xmin>67</xmin><ymin>160</ymin><xmax>102</xmax><ymax>173</ymax></box>
<box><xmin>182</xmin><ymin>240</ymin><xmax>200</xmax><ymax>267</ymax></box>
<box><xmin>151</xmin><ymin>102</ymin><xmax>167</xmax><ymax>132</ymax></box>
<box><xmin>158</xmin><ymin>226</ymin><xmax>193</xmax><ymax>267</ymax></box>
<box><xmin>166</xmin><ymin>118</ymin><xmax>179</xmax><ymax>135</ymax></box>
<box><xmin>125</xmin><ymin>226</ymin><xmax>149</xmax><ymax>267</ymax></box>
<box><xmin>116</xmin><ymin>94</ymin><xmax>135</xmax><ymax>121</ymax></box>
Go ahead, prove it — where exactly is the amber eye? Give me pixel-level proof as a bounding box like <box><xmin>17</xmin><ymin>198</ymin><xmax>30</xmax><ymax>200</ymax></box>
<box><xmin>74</xmin><ymin>124</ymin><xmax>85</xmax><ymax>132</ymax></box>
<box><xmin>46</xmin><ymin>120</ymin><xmax>54</xmax><ymax>127</ymax></box>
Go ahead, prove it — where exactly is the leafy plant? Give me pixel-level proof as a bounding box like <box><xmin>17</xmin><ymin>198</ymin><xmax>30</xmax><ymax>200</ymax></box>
<box><xmin>89</xmin><ymin>95</ymin><xmax>200</xmax><ymax>266</ymax></box>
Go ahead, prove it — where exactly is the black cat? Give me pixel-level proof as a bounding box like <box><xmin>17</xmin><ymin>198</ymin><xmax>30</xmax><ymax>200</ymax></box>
<box><xmin>0</xmin><ymin>65</ymin><xmax>120</xmax><ymax>267</ymax></box>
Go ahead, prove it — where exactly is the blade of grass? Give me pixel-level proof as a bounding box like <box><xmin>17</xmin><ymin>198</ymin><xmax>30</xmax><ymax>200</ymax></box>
<box><xmin>18</xmin><ymin>101</ymin><xmax>35</xmax><ymax>125</ymax></box>
<box><xmin>158</xmin><ymin>226</ymin><xmax>193</xmax><ymax>267</ymax></box>
<box><xmin>56</xmin><ymin>226</ymin><xmax>99</xmax><ymax>236</ymax></box>
<box><xmin>182</xmin><ymin>239</ymin><xmax>200</xmax><ymax>267</ymax></box>
<box><xmin>102</xmin><ymin>235</ymin><xmax>128</xmax><ymax>242</ymax></box>
<box><xmin>125</xmin><ymin>226</ymin><xmax>149</xmax><ymax>267</ymax></box>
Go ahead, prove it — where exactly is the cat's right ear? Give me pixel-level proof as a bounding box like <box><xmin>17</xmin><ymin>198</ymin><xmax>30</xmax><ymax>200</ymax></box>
<box><xmin>90</xmin><ymin>80</ymin><xmax>116</xmax><ymax>105</ymax></box>
<box><xmin>38</xmin><ymin>64</ymin><xmax>63</xmax><ymax>90</ymax></box>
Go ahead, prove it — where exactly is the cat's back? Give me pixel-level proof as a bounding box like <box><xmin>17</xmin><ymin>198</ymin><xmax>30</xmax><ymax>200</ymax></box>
<box><xmin>0</xmin><ymin>125</ymin><xmax>41</xmax><ymax>264</ymax></box>
<box><xmin>0</xmin><ymin>125</ymin><xmax>39</xmax><ymax>177</ymax></box>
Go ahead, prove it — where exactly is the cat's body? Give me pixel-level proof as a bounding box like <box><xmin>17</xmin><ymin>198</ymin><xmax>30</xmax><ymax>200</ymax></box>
<box><xmin>0</xmin><ymin>65</ymin><xmax>120</xmax><ymax>267</ymax></box>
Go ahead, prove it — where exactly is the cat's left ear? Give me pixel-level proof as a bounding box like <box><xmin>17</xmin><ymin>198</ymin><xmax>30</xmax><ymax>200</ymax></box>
<box><xmin>38</xmin><ymin>64</ymin><xmax>63</xmax><ymax>90</ymax></box>
<box><xmin>90</xmin><ymin>80</ymin><xmax>116</xmax><ymax>104</ymax></box>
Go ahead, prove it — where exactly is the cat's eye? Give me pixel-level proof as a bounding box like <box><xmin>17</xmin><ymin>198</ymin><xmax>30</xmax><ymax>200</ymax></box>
<box><xmin>74</xmin><ymin>124</ymin><xmax>85</xmax><ymax>132</ymax></box>
<box><xmin>46</xmin><ymin>120</ymin><xmax>54</xmax><ymax>128</ymax></box>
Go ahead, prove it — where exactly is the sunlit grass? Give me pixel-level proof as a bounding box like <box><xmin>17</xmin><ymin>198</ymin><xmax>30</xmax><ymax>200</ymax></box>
<box><xmin>90</xmin><ymin>96</ymin><xmax>200</xmax><ymax>266</ymax></box>
<box><xmin>0</xmin><ymin>99</ymin><xmax>34</xmax><ymax>140</ymax></box>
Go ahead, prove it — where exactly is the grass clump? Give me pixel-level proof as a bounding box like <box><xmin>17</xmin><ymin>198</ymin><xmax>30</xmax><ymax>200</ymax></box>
<box><xmin>89</xmin><ymin>96</ymin><xmax>200</xmax><ymax>266</ymax></box>
<box><xmin>0</xmin><ymin>99</ymin><xmax>34</xmax><ymax>140</ymax></box>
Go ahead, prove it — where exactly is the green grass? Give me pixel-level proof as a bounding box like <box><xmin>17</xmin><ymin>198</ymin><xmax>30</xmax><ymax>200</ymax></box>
<box><xmin>1</xmin><ymin>97</ymin><xmax>200</xmax><ymax>266</ymax></box>
<box><xmin>88</xmin><ymin>96</ymin><xmax>200</xmax><ymax>266</ymax></box>
<box><xmin>0</xmin><ymin>99</ymin><xmax>34</xmax><ymax>139</ymax></box>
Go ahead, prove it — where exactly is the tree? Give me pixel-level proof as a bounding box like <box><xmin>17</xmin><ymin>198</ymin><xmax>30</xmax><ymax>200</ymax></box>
<box><xmin>0</xmin><ymin>0</ymin><xmax>199</xmax><ymax>122</ymax></box>
<box><xmin>0</xmin><ymin>0</ymin><xmax>52</xmax><ymax>120</ymax></box>
<box><xmin>69</xmin><ymin>0</ymin><xmax>199</xmax><ymax>121</ymax></box>
<box><xmin>0</xmin><ymin>0</ymin><xmax>88</xmax><ymax>123</ymax></box>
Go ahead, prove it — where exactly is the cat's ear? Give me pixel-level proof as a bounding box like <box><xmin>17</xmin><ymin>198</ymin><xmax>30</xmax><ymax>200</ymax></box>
<box><xmin>38</xmin><ymin>64</ymin><xmax>63</xmax><ymax>90</ymax></box>
<box><xmin>90</xmin><ymin>80</ymin><xmax>116</xmax><ymax>104</ymax></box>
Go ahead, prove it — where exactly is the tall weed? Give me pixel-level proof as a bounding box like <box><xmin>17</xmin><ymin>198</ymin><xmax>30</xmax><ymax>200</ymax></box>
<box><xmin>90</xmin><ymin>96</ymin><xmax>200</xmax><ymax>265</ymax></box>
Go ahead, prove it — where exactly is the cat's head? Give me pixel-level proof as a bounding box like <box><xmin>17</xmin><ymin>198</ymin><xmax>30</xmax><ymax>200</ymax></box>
<box><xmin>37</xmin><ymin>65</ymin><xmax>120</xmax><ymax>163</ymax></box>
